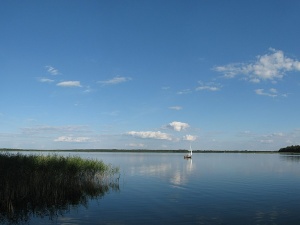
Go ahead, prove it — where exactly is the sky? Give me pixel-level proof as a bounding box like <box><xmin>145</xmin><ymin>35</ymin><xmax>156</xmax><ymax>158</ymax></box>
<box><xmin>1</xmin><ymin>0</ymin><xmax>300</xmax><ymax>151</ymax></box>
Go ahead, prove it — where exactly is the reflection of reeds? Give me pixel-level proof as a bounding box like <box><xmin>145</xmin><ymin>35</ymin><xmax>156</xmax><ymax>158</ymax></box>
<box><xmin>0</xmin><ymin>153</ymin><xmax>119</xmax><ymax>224</ymax></box>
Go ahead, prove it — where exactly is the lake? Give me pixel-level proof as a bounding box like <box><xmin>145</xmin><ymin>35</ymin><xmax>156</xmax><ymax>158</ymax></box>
<box><xmin>3</xmin><ymin>152</ymin><xmax>300</xmax><ymax>224</ymax></box>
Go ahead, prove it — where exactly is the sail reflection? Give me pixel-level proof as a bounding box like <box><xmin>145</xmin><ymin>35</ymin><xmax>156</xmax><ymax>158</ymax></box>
<box><xmin>186</xmin><ymin>158</ymin><xmax>193</xmax><ymax>172</ymax></box>
<box><xmin>170</xmin><ymin>159</ymin><xmax>194</xmax><ymax>186</ymax></box>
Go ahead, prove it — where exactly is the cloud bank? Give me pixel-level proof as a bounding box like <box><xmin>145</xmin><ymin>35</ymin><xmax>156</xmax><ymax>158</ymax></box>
<box><xmin>214</xmin><ymin>48</ymin><xmax>300</xmax><ymax>83</ymax></box>
<box><xmin>255</xmin><ymin>88</ymin><xmax>278</xmax><ymax>97</ymax></box>
<box><xmin>21</xmin><ymin>125</ymin><xmax>90</xmax><ymax>135</ymax></box>
<box><xmin>57</xmin><ymin>81</ymin><xmax>82</xmax><ymax>87</ymax></box>
<box><xmin>126</xmin><ymin>131</ymin><xmax>172</xmax><ymax>140</ymax></box>
<box><xmin>38</xmin><ymin>78</ymin><xmax>54</xmax><ymax>83</ymax></box>
<box><xmin>98</xmin><ymin>76</ymin><xmax>132</xmax><ymax>85</ymax></box>
<box><xmin>54</xmin><ymin>136</ymin><xmax>91</xmax><ymax>142</ymax></box>
<box><xmin>196</xmin><ymin>81</ymin><xmax>221</xmax><ymax>91</ymax></box>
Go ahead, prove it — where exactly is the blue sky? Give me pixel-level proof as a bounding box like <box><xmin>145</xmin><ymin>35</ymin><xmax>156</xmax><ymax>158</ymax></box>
<box><xmin>1</xmin><ymin>0</ymin><xmax>300</xmax><ymax>150</ymax></box>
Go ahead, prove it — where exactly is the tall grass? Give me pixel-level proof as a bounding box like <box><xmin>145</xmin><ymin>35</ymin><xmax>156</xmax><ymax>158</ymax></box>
<box><xmin>0</xmin><ymin>153</ymin><xmax>119</xmax><ymax>224</ymax></box>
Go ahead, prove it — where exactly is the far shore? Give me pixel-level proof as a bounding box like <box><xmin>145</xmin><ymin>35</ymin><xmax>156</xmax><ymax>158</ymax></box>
<box><xmin>0</xmin><ymin>148</ymin><xmax>283</xmax><ymax>153</ymax></box>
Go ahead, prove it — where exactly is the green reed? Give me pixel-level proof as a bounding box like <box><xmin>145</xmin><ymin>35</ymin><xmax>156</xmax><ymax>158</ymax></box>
<box><xmin>0</xmin><ymin>153</ymin><xmax>119</xmax><ymax>224</ymax></box>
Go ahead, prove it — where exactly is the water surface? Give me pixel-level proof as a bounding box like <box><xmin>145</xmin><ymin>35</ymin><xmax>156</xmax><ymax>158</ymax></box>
<box><xmin>5</xmin><ymin>152</ymin><xmax>300</xmax><ymax>224</ymax></box>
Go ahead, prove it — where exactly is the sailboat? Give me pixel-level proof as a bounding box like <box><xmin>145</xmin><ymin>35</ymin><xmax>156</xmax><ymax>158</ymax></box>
<box><xmin>184</xmin><ymin>144</ymin><xmax>192</xmax><ymax>159</ymax></box>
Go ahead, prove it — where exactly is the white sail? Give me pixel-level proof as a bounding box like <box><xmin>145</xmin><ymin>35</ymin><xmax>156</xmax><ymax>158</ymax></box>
<box><xmin>184</xmin><ymin>144</ymin><xmax>192</xmax><ymax>158</ymax></box>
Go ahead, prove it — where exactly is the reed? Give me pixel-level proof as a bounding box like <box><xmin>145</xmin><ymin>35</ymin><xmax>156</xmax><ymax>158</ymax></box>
<box><xmin>0</xmin><ymin>153</ymin><xmax>119</xmax><ymax>224</ymax></box>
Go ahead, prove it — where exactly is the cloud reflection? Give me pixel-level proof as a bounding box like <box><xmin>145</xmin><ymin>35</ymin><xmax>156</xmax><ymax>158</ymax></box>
<box><xmin>129</xmin><ymin>156</ymin><xmax>195</xmax><ymax>186</ymax></box>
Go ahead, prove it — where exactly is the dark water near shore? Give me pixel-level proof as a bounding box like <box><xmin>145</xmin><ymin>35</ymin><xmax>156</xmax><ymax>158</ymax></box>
<box><xmin>4</xmin><ymin>152</ymin><xmax>300</xmax><ymax>224</ymax></box>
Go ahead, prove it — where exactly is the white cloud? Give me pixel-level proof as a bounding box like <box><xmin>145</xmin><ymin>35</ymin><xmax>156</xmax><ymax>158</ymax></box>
<box><xmin>177</xmin><ymin>89</ymin><xmax>192</xmax><ymax>95</ymax></box>
<box><xmin>82</xmin><ymin>86</ymin><xmax>94</xmax><ymax>93</ymax></box>
<box><xmin>196</xmin><ymin>81</ymin><xmax>221</xmax><ymax>91</ymax></box>
<box><xmin>167</xmin><ymin>121</ymin><xmax>190</xmax><ymax>132</ymax></box>
<box><xmin>272</xmin><ymin>132</ymin><xmax>285</xmax><ymax>137</ymax></box>
<box><xmin>38</xmin><ymin>78</ymin><xmax>54</xmax><ymax>83</ymax></box>
<box><xmin>169</xmin><ymin>106</ymin><xmax>182</xmax><ymax>110</ymax></box>
<box><xmin>57</xmin><ymin>81</ymin><xmax>82</xmax><ymax>87</ymax></box>
<box><xmin>127</xmin><ymin>143</ymin><xmax>145</xmax><ymax>148</ymax></box>
<box><xmin>126</xmin><ymin>131</ymin><xmax>172</xmax><ymax>140</ymax></box>
<box><xmin>260</xmin><ymin>139</ymin><xmax>274</xmax><ymax>144</ymax></box>
<box><xmin>46</xmin><ymin>66</ymin><xmax>60</xmax><ymax>75</ymax></box>
<box><xmin>183</xmin><ymin>134</ymin><xmax>197</xmax><ymax>141</ymax></box>
<box><xmin>214</xmin><ymin>48</ymin><xmax>300</xmax><ymax>83</ymax></box>
<box><xmin>21</xmin><ymin>125</ymin><xmax>90</xmax><ymax>135</ymax></box>
<box><xmin>54</xmin><ymin>136</ymin><xmax>91</xmax><ymax>142</ymax></box>
<box><xmin>98</xmin><ymin>76</ymin><xmax>132</xmax><ymax>85</ymax></box>
<box><xmin>255</xmin><ymin>88</ymin><xmax>278</xmax><ymax>97</ymax></box>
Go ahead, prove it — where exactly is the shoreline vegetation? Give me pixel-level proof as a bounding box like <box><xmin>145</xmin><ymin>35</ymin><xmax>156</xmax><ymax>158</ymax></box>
<box><xmin>0</xmin><ymin>153</ymin><xmax>119</xmax><ymax>224</ymax></box>
<box><xmin>278</xmin><ymin>145</ymin><xmax>300</xmax><ymax>153</ymax></box>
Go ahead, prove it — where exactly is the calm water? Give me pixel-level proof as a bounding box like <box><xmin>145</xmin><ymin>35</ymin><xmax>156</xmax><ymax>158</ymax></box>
<box><xmin>5</xmin><ymin>152</ymin><xmax>300</xmax><ymax>224</ymax></box>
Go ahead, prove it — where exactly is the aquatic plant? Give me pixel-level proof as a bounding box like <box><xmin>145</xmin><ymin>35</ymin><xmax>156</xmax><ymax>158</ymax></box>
<box><xmin>0</xmin><ymin>153</ymin><xmax>119</xmax><ymax>224</ymax></box>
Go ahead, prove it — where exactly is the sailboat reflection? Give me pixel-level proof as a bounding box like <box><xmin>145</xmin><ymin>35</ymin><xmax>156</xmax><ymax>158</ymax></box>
<box><xmin>186</xmin><ymin>158</ymin><xmax>193</xmax><ymax>172</ymax></box>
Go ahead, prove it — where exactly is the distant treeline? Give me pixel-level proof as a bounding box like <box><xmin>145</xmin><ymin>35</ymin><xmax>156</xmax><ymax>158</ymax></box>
<box><xmin>0</xmin><ymin>148</ymin><xmax>277</xmax><ymax>153</ymax></box>
<box><xmin>279</xmin><ymin>145</ymin><xmax>300</xmax><ymax>153</ymax></box>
